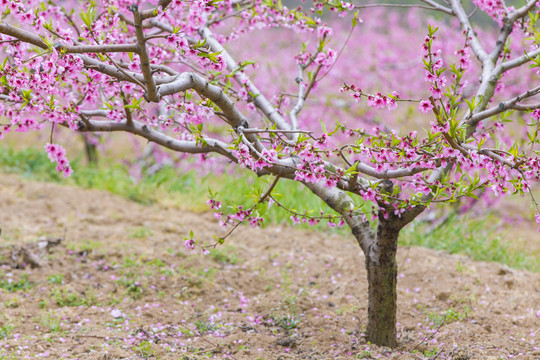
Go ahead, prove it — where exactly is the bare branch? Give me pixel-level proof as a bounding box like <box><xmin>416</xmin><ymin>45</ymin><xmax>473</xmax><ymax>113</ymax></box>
<box><xmin>239</xmin><ymin>128</ymin><xmax>313</xmax><ymax>135</ymax></box>
<box><xmin>78</xmin><ymin>117</ymin><xmax>235</xmax><ymax>161</ymax></box>
<box><xmin>462</xmin><ymin>144</ymin><xmax>517</xmax><ymax>168</ymax></box>
<box><xmin>131</xmin><ymin>6</ymin><xmax>160</xmax><ymax>102</ymax></box>
<box><xmin>80</xmin><ymin>110</ymin><xmax>108</xmax><ymax>117</ymax></box>
<box><xmin>60</xmin><ymin>43</ymin><xmax>139</xmax><ymax>54</ymax></box>
<box><xmin>489</xmin><ymin>1</ymin><xmax>539</xmax><ymax>64</ymax></box>
<box><xmin>355</xmin><ymin>2</ymin><xmax>453</xmax><ymax>15</ymax></box>
<box><xmin>290</xmin><ymin>64</ymin><xmax>306</xmax><ymax>132</ymax></box>
<box><xmin>512</xmin><ymin>103</ymin><xmax>540</xmax><ymax>111</ymax></box>
<box><xmin>199</xmin><ymin>27</ymin><xmax>293</xmax><ymax>135</ymax></box>
<box><xmin>0</xmin><ymin>23</ymin><xmax>139</xmax><ymax>54</ymax></box>
<box><xmin>356</xmin><ymin>162</ymin><xmax>430</xmax><ymax>180</ymax></box>
<box><xmin>419</xmin><ymin>0</ymin><xmax>454</xmax><ymax>15</ymax></box>
<box><xmin>0</xmin><ymin>23</ymin><xmax>48</xmax><ymax>49</ymax></box>
<box><xmin>449</xmin><ymin>0</ymin><xmax>489</xmax><ymax>63</ymax></box>
<box><xmin>289</xmin><ymin>62</ymin><xmax>323</xmax><ymax>135</ymax></box>
<box><xmin>468</xmin><ymin>85</ymin><xmax>540</xmax><ymax>127</ymax></box>
<box><xmin>512</xmin><ymin>0</ymin><xmax>539</xmax><ymax>20</ymax></box>
<box><xmin>496</xmin><ymin>47</ymin><xmax>540</xmax><ymax>75</ymax></box>
<box><xmin>158</xmin><ymin>72</ymin><xmax>265</xmax><ymax>152</ymax></box>
<box><xmin>78</xmin><ymin>55</ymin><xmax>147</xmax><ymax>84</ymax></box>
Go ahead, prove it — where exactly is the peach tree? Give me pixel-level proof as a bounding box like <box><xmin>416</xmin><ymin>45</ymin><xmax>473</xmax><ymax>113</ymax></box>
<box><xmin>0</xmin><ymin>0</ymin><xmax>539</xmax><ymax>347</ymax></box>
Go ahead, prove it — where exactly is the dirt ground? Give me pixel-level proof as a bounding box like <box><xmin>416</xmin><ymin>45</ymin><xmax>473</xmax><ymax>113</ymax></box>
<box><xmin>0</xmin><ymin>174</ymin><xmax>539</xmax><ymax>360</ymax></box>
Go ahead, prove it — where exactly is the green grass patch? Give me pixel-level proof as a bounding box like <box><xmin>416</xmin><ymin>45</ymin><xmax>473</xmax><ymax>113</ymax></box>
<box><xmin>208</xmin><ymin>245</ymin><xmax>240</xmax><ymax>265</ymax></box>
<box><xmin>0</xmin><ymin>321</ymin><xmax>14</xmax><ymax>340</ymax></box>
<box><xmin>0</xmin><ymin>274</ymin><xmax>33</xmax><ymax>293</ymax></box>
<box><xmin>401</xmin><ymin>214</ymin><xmax>539</xmax><ymax>272</ymax></box>
<box><xmin>50</xmin><ymin>287</ymin><xmax>97</xmax><ymax>307</ymax></box>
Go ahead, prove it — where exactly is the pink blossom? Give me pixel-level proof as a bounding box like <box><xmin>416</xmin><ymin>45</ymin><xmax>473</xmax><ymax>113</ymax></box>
<box><xmin>290</xmin><ymin>215</ymin><xmax>301</xmax><ymax>225</ymax></box>
<box><xmin>430</xmin><ymin>86</ymin><xmax>443</xmax><ymax>99</ymax></box>
<box><xmin>418</xmin><ymin>100</ymin><xmax>434</xmax><ymax>114</ymax></box>
<box><xmin>184</xmin><ymin>239</ymin><xmax>195</xmax><ymax>250</ymax></box>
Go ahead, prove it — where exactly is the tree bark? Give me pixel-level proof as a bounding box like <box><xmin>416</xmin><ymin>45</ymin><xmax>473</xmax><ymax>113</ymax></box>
<box><xmin>82</xmin><ymin>134</ymin><xmax>98</xmax><ymax>165</ymax></box>
<box><xmin>364</xmin><ymin>214</ymin><xmax>401</xmax><ymax>347</ymax></box>
<box><xmin>303</xmin><ymin>182</ymin><xmax>425</xmax><ymax>348</ymax></box>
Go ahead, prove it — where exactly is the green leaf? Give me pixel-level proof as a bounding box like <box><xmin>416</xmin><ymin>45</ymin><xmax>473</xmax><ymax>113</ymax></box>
<box><xmin>508</xmin><ymin>142</ymin><xmax>519</xmax><ymax>158</ymax></box>
<box><xmin>79</xmin><ymin>6</ymin><xmax>96</xmax><ymax>29</ymax></box>
<box><xmin>352</xmin><ymin>11</ymin><xmax>359</xmax><ymax>28</ymax></box>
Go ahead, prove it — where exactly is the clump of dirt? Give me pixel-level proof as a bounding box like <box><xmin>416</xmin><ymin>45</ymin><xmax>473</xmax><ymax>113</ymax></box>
<box><xmin>0</xmin><ymin>174</ymin><xmax>538</xmax><ymax>359</ymax></box>
<box><xmin>0</xmin><ymin>237</ymin><xmax>62</xmax><ymax>269</ymax></box>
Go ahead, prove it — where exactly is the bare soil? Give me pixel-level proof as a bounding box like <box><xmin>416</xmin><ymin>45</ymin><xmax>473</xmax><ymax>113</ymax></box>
<box><xmin>0</xmin><ymin>174</ymin><xmax>539</xmax><ymax>359</ymax></box>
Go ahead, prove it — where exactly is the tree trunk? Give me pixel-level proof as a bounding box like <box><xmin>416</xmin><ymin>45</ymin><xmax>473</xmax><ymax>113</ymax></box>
<box><xmin>302</xmin><ymin>182</ymin><xmax>424</xmax><ymax>348</ymax></box>
<box><xmin>364</xmin><ymin>215</ymin><xmax>400</xmax><ymax>347</ymax></box>
<box><xmin>82</xmin><ymin>134</ymin><xmax>98</xmax><ymax>164</ymax></box>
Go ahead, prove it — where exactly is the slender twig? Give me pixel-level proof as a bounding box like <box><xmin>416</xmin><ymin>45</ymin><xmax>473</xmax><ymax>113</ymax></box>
<box><xmin>355</xmin><ymin>3</ymin><xmax>442</xmax><ymax>11</ymax></box>
<box><xmin>239</xmin><ymin>128</ymin><xmax>313</xmax><ymax>135</ymax></box>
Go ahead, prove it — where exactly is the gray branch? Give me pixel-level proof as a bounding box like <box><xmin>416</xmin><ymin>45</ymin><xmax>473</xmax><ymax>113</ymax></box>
<box><xmin>485</xmin><ymin>0</ymin><xmax>536</xmax><ymax>66</ymax></box>
<box><xmin>419</xmin><ymin>0</ymin><xmax>454</xmax><ymax>15</ymax></box>
<box><xmin>132</xmin><ymin>7</ymin><xmax>160</xmax><ymax>102</ymax></box>
<box><xmin>468</xmin><ymin>85</ymin><xmax>540</xmax><ymax>126</ymax></box>
<box><xmin>0</xmin><ymin>23</ymin><xmax>139</xmax><ymax>54</ymax></box>
<box><xmin>355</xmin><ymin>1</ymin><xmax>453</xmax><ymax>15</ymax></box>
<box><xmin>449</xmin><ymin>0</ymin><xmax>489</xmax><ymax>63</ymax></box>
<box><xmin>78</xmin><ymin>117</ymin><xmax>236</xmax><ymax>161</ymax></box>
<box><xmin>356</xmin><ymin>162</ymin><xmax>430</xmax><ymax>180</ymax></box>
<box><xmin>199</xmin><ymin>27</ymin><xmax>294</xmax><ymax>136</ymax></box>
<box><xmin>495</xmin><ymin>47</ymin><xmax>540</xmax><ymax>75</ymax></box>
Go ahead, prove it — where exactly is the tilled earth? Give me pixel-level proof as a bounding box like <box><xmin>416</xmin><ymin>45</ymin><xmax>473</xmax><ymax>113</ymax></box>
<box><xmin>0</xmin><ymin>174</ymin><xmax>539</xmax><ymax>359</ymax></box>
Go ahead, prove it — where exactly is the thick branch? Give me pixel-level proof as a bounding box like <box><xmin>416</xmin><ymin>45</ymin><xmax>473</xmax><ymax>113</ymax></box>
<box><xmin>132</xmin><ymin>7</ymin><xmax>160</xmax><ymax>102</ymax></box>
<box><xmin>449</xmin><ymin>0</ymin><xmax>489</xmax><ymax>63</ymax></box>
<box><xmin>356</xmin><ymin>162</ymin><xmax>429</xmax><ymax>180</ymax></box>
<box><xmin>0</xmin><ymin>23</ymin><xmax>48</xmax><ymax>49</ymax></box>
<box><xmin>0</xmin><ymin>23</ymin><xmax>139</xmax><ymax>54</ymax></box>
<box><xmin>199</xmin><ymin>27</ymin><xmax>293</xmax><ymax>135</ymax></box>
<box><xmin>78</xmin><ymin>118</ymin><xmax>235</xmax><ymax>160</ymax></box>
<box><xmin>486</xmin><ymin>0</ymin><xmax>537</xmax><ymax>66</ymax></box>
<box><xmin>157</xmin><ymin>72</ymin><xmax>265</xmax><ymax>152</ymax></box>
<box><xmin>419</xmin><ymin>0</ymin><xmax>454</xmax><ymax>15</ymax></box>
<box><xmin>467</xmin><ymin>85</ymin><xmax>540</xmax><ymax>127</ymax></box>
<box><xmin>289</xmin><ymin>62</ymin><xmax>323</xmax><ymax>135</ymax></box>
<box><xmin>159</xmin><ymin>72</ymin><xmax>244</xmax><ymax>129</ymax></box>
<box><xmin>496</xmin><ymin>47</ymin><xmax>540</xmax><ymax>75</ymax></box>
<box><xmin>462</xmin><ymin>24</ymin><xmax>540</xmax><ymax>136</ymax></box>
